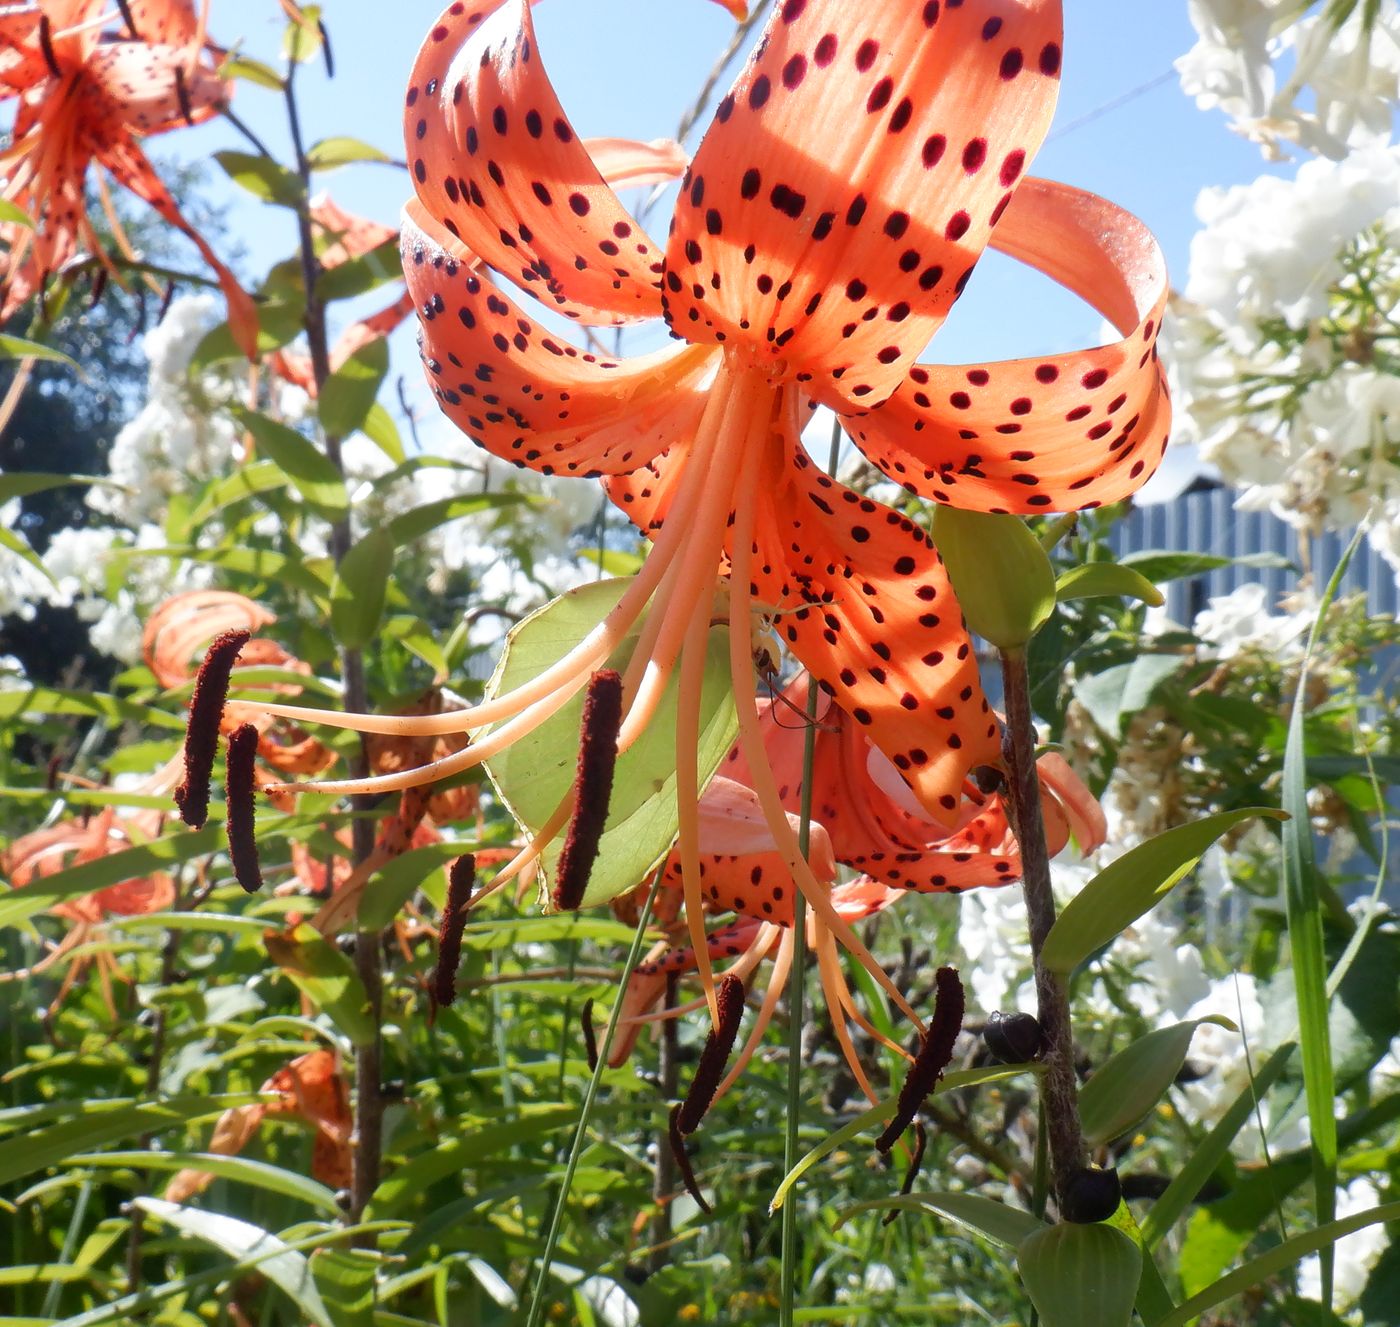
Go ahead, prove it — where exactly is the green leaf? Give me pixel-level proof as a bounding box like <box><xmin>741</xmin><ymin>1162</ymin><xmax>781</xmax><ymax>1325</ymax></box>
<box><xmin>221</xmin><ymin>53</ymin><xmax>285</xmax><ymax>89</ymax></box>
<box><xmin>1282</xmin><ymin>533</ymin><xmax>1362</xmax><ymax>1307</ymax></box>
<box><xmin>0</xmin><ymin>525</ymin><xmax>54</xmax><ymax>585</ymax></box>
<box><xmin>367</xmin><ymin>1108</ymin><xmax>582</xmax><ymax>1218</ymax></box>
<box><xmin>484</xmin><ymin>576</ymin><xmax>736</xmax><ymax>909</ymax></box>
<box><xmin>381</xmin><ymin>615</ymin><xmax>448</xmax><ymax>676</ymax></box>
<box><xmin>385</xmin><ymin>493</ymin><xmax>530</xmax><ymax>549</ymax></box>
<box><xmin>931</xmin><ymin>507</ymin><xmax>1057</xmax><ymax>648</ymax></box>
<box><xmin>281</xmin><ymin>4</ymin><xmax>325</xmax><ymax>64</ymax></box>
<box><xmin>0</xmin><ymin>472</ymin><xmax>108</xmax><ymax>503</ymax></box>
<box><xmin>1120</xmin><ymin>549</ymin><xmax>1293</xmax><ymax>582</ymax></box>
<box><xmin>184</xmin><ymin>459</ymin><xmax>290</xmax><ymax>530</ymax></box>
<box><xmin>264</xmin><ymin>922</ymin><xmax>375</xmax><ymax>1046</ymax></box>
<box><xmin>1162</xmin><ymin>1202</ymin><xmax>1400</xmax><ymax>1327</ymax></box>
<box><xmin>317</xmin><ymin>240</ymin><xmax>402</xmax><ymax>302</ymax></box>
<box><xmin>310</xmin><ymin>1249</ymin><xmax>379</xmax><ymax>1327</ymax></box>
<box><xmin>329</xmin><ymin>528</ymin><xmax>393</xmax><ymax>648</ymax></box>
<box><xmin>357</xmin><ymin>842</ymin><xmax>465</xmax><ymax>931</ymax></box>
<box><xmin>1105</xmin><ymin>1202</ymin><xmax>1176</xmax><ymax>1326</ymax></box>
<box><xmin>214</xmin><ymin>150</ymin><xmax>305</xmax><ymax>208</ymax></box>
<box><xmin>834</xmin><ymin>1191</ymin><xmax>1045</xmax><ymax>1247</ymax></box>
<box><xmin>1079</xmin><ymin>1017</ymin><xmax>1237</xmax><ymax>1146</ymax></box>
<box><xmin>1140</xmin><ymin>1041</ymin><xmax>1296</xmax><ymax>1248</ymax></box>
<box><xmin>235</xmin><ymin>409</ymin><xmax>348</xmax><ymax>516</ymax></box>
<box><xmin>122</xmin><ymin>543</ymin><xmax>332</xmax><ymax>599</ymax></box>
<box><xmin>0</xmin><ymin>333</ymin><xmax>80</xmax><ymax>371</ymax></box>
<box><xmin>319</xmin><ymin>338</ymin><xmax>389</xmax><ymax>438</ymax></box>
<box><xmin>1055</xmin><ymin>562</ymin><xmax>1164</xmax><ymax>608</ymax></box>
<box><xmin>769</xmin><ymin>1065</ymin><xmax>1035</xmax><ymax>1212</ymax></box>
<box><xmin>0</xmin><ymin>198</ymin><xmax>34</xmax><ymax>227</ymax></box>
<box><xmin>359</xmin><ymin>402</ymin><xmax>404</xmax><ymax>463</ymax></box>
<box><xmin>0</xmin><ymin>686</ymin><xmax>185</xmax><ymax>732</ymax></box>
<box><xmin>1018</xmin><ymin>1223</ymin><xmax>1142</xmax><ymax>1327</ymax></box>
<box><xmin>191</xmin><ymin>301</ymin><xmax>306</xmax><ymax>369</ymax></box>
<box><xmin>67</xmin><ymin>1151</ymin><xmax>339</xmax><ymax>1215</ymax></box>
<box><xmin>131</xmin><ymin>1199</ymin><xmax>331</xmax><ymax>1327</ymax></box>
<box><xmin>1041</xmin><ymin>809</ymin><xmax>1286</xmax><ymax>973</ymax></box>
<box><xmin>0</xmin><ymin>1094</ymin><xmax>259</xmax><ymax>1186</ymax></box>
<box><xmin>307</xmin><ymin>137</ymin><xmax>392</xmax><ymax>170</ymax></box>
<box><xmin>1075</xmin><ymin>653</ymin><xmax>1184</xmax><ymax>735</ymax></box>
<box><xmin>0</xmin><ymin>828</ymin><xmax>223</xmax><ymax>930</ymax></box>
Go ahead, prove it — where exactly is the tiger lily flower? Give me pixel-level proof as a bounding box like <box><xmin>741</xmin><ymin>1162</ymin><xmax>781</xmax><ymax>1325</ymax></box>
<box><xmin>611</xmin><ymin>674</ymin><xmax>1104</xmax><ymax>1105</ymax></box>
<box><xmin>241</xmin><ymin>0</ymin><xmax>1167</xmax><ymax>1031</ymax></box>
<box><xmin>0</xmin><ymin>0</ymin><xmax>256</xmax><ymax>353</ymax></box>
<box><xmin>271</xmin><ymin>138</ymin><xmax>688</xmax><ymax>393</ymax></box>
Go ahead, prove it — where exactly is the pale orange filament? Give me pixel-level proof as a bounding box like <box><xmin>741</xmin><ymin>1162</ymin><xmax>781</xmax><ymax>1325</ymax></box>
<box><xmin>715</xmin><ymin>925</ymin><xmax>793</xmax><ymax>1100</ymax></box>
<box><xmin>815</xmin><ymin>925</ymin><xmax>881</xmax><ymax>1107</ymax></box>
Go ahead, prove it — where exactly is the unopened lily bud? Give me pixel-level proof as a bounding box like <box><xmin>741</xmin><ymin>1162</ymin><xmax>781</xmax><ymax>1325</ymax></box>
<box><xmin>930</xmin><ymin>508</ymin><xmax>1057</xmax><ymax>651</ymax></box>
<box><xmin>984</xmin><ymin>1010</ymin><xmax>1046</xmax><ymax>1064</ymax></box>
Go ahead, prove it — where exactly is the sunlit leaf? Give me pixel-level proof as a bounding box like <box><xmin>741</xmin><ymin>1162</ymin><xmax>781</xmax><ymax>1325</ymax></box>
<box><xmin>307</xmin><ymin>137</ymin><xmax>392</xmax><ymax>170</ymax></box>
<box><xmin>834</xmin><ymin>1191</ymin><xmax>1046</xmax><ymax>1246</ymax></box>
<box><xmin>385</xmin><ymin>493</ymin><xmax>531</xmax><ymax>549</ymax></box>
<box><xmin>319</xmin><ymin>339</ymin><xmax>389</xmax><ymax>438</ymax></box>
<box><xmin>0</xmin><ymin>333</ymin><xmax>81</xmax><ymax>371</ymax></box>
<box><xmin>191</xmin><ymin>301</ymin><xmax>306</xmax><ymax>369</ymax></box>
<box><xmin>1055</xmin><ymin>562</ymin><xmax>1163</xmax><ymax>607</ymax></box>
<box><xmin>931</xmin><ymin>507</ymin><xmax>1057</xmax><ymax>649</ymax></box>
<box><xmin>235</xmin><ymin>409</ymin><xmax>348</xmax><ymax>516</ymax></box>
<box><xmin>1041</xmin><ymin>809</ymin><xmax>1286</xmax><ymax>973</ymax></box>
<box><xmin>264</xmin><ymin>923</ymin><xmax>375</xmax><ymax>1046</ymax></box>
<box><xmin>69</xmin><ymin>1151</ymin><xmax>339</xmax><ymax>1215</ymax></box>
<box><xmin>484</xmin><ymin>576</ymin><xmax>736</xmax><ymax>909</ymax></box>
<box><xmin>214</xmin><ymin>151</ymin><xmax>304</xmax><ymax>208</ymax></box>
<box><xmin>359</xmin><ymin>402</ymin><xmax>404</xmax><ymax>463</ymax></box>
<box><xmin>329</xmin><ymin>528</ymin><xmax>393</xmax><ymax>648</ymax></box>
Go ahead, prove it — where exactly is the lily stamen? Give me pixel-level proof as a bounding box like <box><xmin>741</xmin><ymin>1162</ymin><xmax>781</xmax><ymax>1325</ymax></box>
<box><xmin>432</xmin><ymin>854</ymin><xmax>476</xmax><ymax>1009</ymax></box>
<box><xmin>553</xmin><ymin>670</ymin><xmax>624</xmax><ymax>911</ymax></box>
<box><xmin>676</xmin><ymin>972</ymin><xmax>747</xmax><ymax>1136</ymax></box>
<box><xmin>174</xmin><ymin>628</ymin><xmax>250</xmax><ymax>828</ymax></box>
<box><xmin>875</xmin><ymin>966</ymin><xmax>966</xmax><ymax>1154</ymax></box>
<box><xmin>224</xmin><ymin>723</ymin><xmax>263</xmax><ymax>894</ymax></box>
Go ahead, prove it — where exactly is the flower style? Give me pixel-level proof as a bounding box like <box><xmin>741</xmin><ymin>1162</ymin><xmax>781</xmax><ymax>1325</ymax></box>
<box><xmin>0</xmin><ymin>0</ymin><xmax>256</xmax><ymax>351</ymax></box>
<box><xmin>244</xmin><ymin>0</ymin><xmax>1166</xmax><ymax>1029</ymax></box>
<box><xmin>611</xmin><ymin>673</ymin><xmax>1104</xmax><ymax>1105</ymax></box>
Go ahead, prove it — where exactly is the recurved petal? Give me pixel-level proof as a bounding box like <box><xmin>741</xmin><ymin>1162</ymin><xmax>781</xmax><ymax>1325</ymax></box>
<box><xmin>405</xmin><ymin>0</ymin><xmax>666</xmax><ymax>325</ymax></box>
<box><xmin>403</xmin><ymin>200</ymin><xmax>714</xmax><ymax>477</ymax></box>
<box><xmin>310</xmin><ymin>194</ymin><xmax>398</xmax><ymax>268</ymax></box>
<box><xmin>84</xmin><ymin>42</ymin><xmax>224</xmax><ymax>135</ymax></box>
<box><xmin>585</xmin><ymin>136</ymin><xmax>689</xmax><ymax>190</ymax></box>
<box><xmin>845</xmin><ymin>178</ymin><xmax>1171</xmax><ymax>512</ymax></box>
<box><xmin>120</xmin><ymin>0</ymin><xmax>203</xmax><ymax>46</ymax></box>
<box><xmin>662</xmin><ymin>0</ymin><xmax>1061</xmax><ymax>407</ymax></box>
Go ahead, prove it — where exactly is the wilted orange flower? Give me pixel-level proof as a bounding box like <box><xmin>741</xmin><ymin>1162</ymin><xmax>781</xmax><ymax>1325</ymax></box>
<box><xmin>241</xmin><ymin>0</ymin><xmax>1166</xmax><ymax>1032</ymax></box>
<box><xmin>0</xmin><ymin>0</ymin><xmax>256</xmax><ymax>351</ymax></box>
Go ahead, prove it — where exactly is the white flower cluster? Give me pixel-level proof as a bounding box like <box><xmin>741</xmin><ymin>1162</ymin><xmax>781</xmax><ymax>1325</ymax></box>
<box><xmin>1163</xmin><ymin>144</ymin><xmax>1400</xmax><ymax>579</ymax></box>
<box><xmin>1178</xmin><ymin>0</ymin><xmax>1400</xmax><ymax>160</ymax></box>
<box><xmin>90</xmin><ymin>294</ymin><xmax>243</xmax><ymax>529</ymax></box>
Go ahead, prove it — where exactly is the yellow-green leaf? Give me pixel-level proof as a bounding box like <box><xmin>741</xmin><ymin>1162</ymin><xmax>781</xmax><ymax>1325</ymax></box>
<box><xmin>1018</xmin><ymin>1222</ymin><xmax>1142</xmax><ymax>1327</ymax></box>
<box><xmin>931</xmin><ymin>507</ymin><xmax>1056</xmax><ymax>648</ymax></box>
<box><xmin>264</xmin><ymin>922</ymin><xmax>375</xmax><ymax>1046</ymax></box>
<box><xmin>1055</xmin><ymin>562</ymin><xmax>1164</xmax><ymax>607</ymax></box>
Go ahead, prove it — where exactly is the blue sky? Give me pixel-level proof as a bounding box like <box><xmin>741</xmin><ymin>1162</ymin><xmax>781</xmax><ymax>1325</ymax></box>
<box><xmin>162</xmin><ymin>0</ymin><xmax>1286</xmax><ymax>490</ymax></box>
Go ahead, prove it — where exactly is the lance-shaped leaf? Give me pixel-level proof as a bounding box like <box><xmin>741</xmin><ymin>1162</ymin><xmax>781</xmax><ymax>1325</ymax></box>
<box><xmin>483</xmin><ymin>577</ymin><xmax>737</xmax><ymax>910</ymax></box>
<box><xmin>1079</xmin><ymin>1016</ymin><xmax>1237</xmax><ymax>1147</ymax></box>
<box><xmin>1055</xmin><ymin>563</ymin><xmax>1163</xmax><ymax>607</ymax></box>
<box><xmin>319</xmin><ymin>339</ymin><xmax>389</xmax><ymax>438</ymax></box>
<box><xmin>236</xmin><ymin>409</ymin><xmax>348</xmax><ymax>517</ymax></box>
<box><xmin>308</xmin><ymin>137</ymin><xmax>393</xmax><ymax>170</ymax></box>
<box><xmin>264</xmin><ymin>923</ymin><xmax>375</xmax><ymax>1046</ymax></box>
<box><xmin>931</xmin><ymin>507</ymin><xmax>1057</xmax><ymax>649</ymax></box>
<box><xmin>0</xmin><ymin>334</ymin><xmax>81</xmax><ymax>371</ymax></box>
<box><xmin>1041</xmin><ymin>809</ymin><xmax>1286</xmax><ymax>974</ymax></box>
<box><xmin>834</xmin><ymin>1191</ymin><xmax>1045</xmax><ymax>1247</ymax></box>
<box><xmin>329</xmin><ymin>529</ymin><xmax>393</xmax><ymax>649</ymax></box>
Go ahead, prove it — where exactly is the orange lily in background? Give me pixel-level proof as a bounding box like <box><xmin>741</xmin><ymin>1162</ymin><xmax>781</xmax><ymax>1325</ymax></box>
<box><xmin>0</xmin><ymin>0</ymin><xmax>256</xmax><ymax>352</ymax></box>
<box><xmin>244</xmin><ymin>0</ymin><xmax>1166</xmax><ymax>1032</ymax></box>
<box><xmin>165</xmin><ymin>1049</ymin><xmax>352</xmax><ymax>1202</ymax></box>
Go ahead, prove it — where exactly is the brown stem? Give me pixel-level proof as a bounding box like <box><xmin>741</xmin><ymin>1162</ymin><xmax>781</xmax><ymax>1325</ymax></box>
<box><xmin>283</xmin><ymin>65</ymin><xmax>382</xmax><ymax>1237</ymax></box>
<box><xmin>999</xmin><ymin>647</ymin><xmax>1085</xmax><ymax>1206</ymax></box>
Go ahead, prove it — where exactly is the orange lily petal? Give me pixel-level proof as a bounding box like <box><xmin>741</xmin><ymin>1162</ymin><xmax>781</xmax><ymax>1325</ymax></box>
<box><xmin>84</xmin><ymin>40</ymin><xmax>224</xmax><ymax>135</ymax></box>
<box><xmin>844</xmin><ymin>178</ymin><xmax>1171</xmax><ymax>513</ymax></box>
<box><xmin>309</xmin><ymin>194</ymin><xmax>398</xmax><ymax>268</ymax></box>
<box><xmin>121</xmin><ymin>0</ymin><xmax>204</xmax><ymax>46</ymax></box>
<box><xmin>662</xmin><ymin>0</ymin><xmax>1062</xmax><ymax>408</ymax></box>
<box><xmin>405</xmin><ymin>0</ymin><xmax>666</xmax><ymax>325</ymax></box>
<box><xmin>402</xmin><ymin>200</ymin><xmax>714</xmax><ymax>476</ymax></box>
<box><xmin>585</xmin><ymin>136</ymin><xmax>689</xmax><ymax>190</ymax></box>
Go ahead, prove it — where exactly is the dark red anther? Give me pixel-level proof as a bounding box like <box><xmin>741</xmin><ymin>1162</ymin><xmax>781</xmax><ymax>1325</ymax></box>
<box><xmin>155</xmin><ymin>280</ymin><xmax>178</xmax><ymax>325</ymax></box>
<box><xmin>225</xmin><ymin>723</ymin><xmax>263</xmax><ymax>893</ymax></box>
<box><xmin>882</xmin><ymin>1120</ymin><xmax>928</xmax><ymax>1226</ymax></box>
<box><xmin>668</xmin><ymin>1103</ymin><xmax>712</xmax><ymax>1215</ymax></box>
<box><xmin>875</xmin><ymin>966</ymin><xmax>965</xmax><ymax>1153</ymax></box>
<box><xmin>88</xmin><ymin>267</ymin><xmax>109</xmax><ymax>307</ymax></box>
<box><xmin>432</xmin><ymin>854</ymin><xmax>475</xmax><ymax>1008</ymax></box>
<box><xmin>173</xmin><ymin>66</ymin><xmax>195</xmax><ymax>126</ymax></box>
<box><xmin>38</xmin><ymin>16</ymin><xmax>61</xmax><ymax>78</ymax></box>
<box><xmin>580</xmin><ymin>997</ymin><xmax>598</xmax><ymax>1071</ymax></box>
<box><xmin>552</xmin><ymin>669</ymin><xmax>624</xmax><ymax>912</ymax></box>
<box><xmin>318</xmin><ymin>19</ymin><xmax>334</xmax><ymax>77</ymax></box>
<box><xmin>174</xmin><ymin>628</ymin><xmax>250</xmax><ymax>828</ymax></box>
<box><xmin>115</xmin><ymin>0</ymin><xmax>140</xmax><ymax>38</ymax></box>
<box><xmin>676</xmin><ymin>974</ymin><xmax>746</xmax><ymax>1136</ymax></box>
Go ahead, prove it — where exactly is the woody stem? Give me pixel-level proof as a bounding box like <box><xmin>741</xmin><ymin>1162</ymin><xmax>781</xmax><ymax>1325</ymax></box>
<box><xmin>283</xmin><ymin>59</ymin><xmax>382</xmax><ymax>1237</ymax></box>
<box><xmin>999</xmin><ymin>647</ymin><xmax>1085</xmax><ymax>1205</ymax></box>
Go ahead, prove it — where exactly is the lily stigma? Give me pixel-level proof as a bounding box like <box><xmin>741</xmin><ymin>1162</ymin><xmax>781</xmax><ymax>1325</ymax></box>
<box><xmin>222</xmin><ymin>0</ymin><xmax>1168</xmax><ymax>1033</ymax></box>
